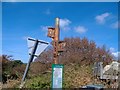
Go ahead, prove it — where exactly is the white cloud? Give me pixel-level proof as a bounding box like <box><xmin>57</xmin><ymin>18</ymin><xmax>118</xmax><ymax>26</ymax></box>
<box><xmin>95</xmin><ymin>12</ymin><xmax>110</xmax><ymax>24</ymax></box>
<box><xmin>111</xmin><ymin>21</ymin><xmax>120</xmax><ymax>29</ymax></box>
<box><xmin>40</xmin><ymin>18</ymin><xmax>71</xmax><ymax>36</ymax></box>
<box><xmin>60</xmin><ymin>19</ymin><xmax>71</xmax><ymax>27</ymax></box>
<box><xmin>112</xmin><ymin>52</ymin><xmax>120</xmax><ymax>60</ymax></box>
<box><xmin>40</xmin><ymin>26</ymin><xmax>50</xmax><ymax>36</ymax></box>
<box><xmin>74</xmin><ymin>26</ymin><xmax>87</xmax><ymax>34</ymax></box>
<box><xmin>40</xmin><ymin>25</ymin><xmax>56</xmax><ymax>36</ymax></box>
<box><xmin>60</xmin><ymin>18</ymin><xmax>71</xmax><ymax>31</ymax></box>
<box><xmin>109</xmin><ymin>47</ymin><xmax>120</xmax><ymax>60</ymax></box>
<box><xmin>112</xmin><ymin>52</ymin><xmax>118</xmax><ymax>57</ymax></box>
<box><xmin>40</xmin><ymin>26</ymin><xmax>49</xmax><ymax>31</ymax></box>
<box><xmin>110</xmin><ymin>47</ymin><xmax>115</xmax><ymax>52</ymax></box>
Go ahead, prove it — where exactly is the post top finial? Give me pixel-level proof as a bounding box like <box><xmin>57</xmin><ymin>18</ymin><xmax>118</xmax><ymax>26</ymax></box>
<box><xmin>56</xmin><ymin>17</ymin><xmax>59</xmax><ymax>21</ymax></box>
<box><xmin>56</xmin><ymin>17</ymin><xmax>59</xmax><ymax>25</ymax></box>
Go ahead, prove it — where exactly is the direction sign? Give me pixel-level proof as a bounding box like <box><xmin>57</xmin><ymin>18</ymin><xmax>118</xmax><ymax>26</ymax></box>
<box><xmin>21</xmin><ymin>37</ymin><xmax>49</xmax><ymax>85</ymax></box>
<box><xmin>27</xmin><ymin>37</ymin><xmax>49</xmax><ymax>60</ymax></box>
<box><xmin>52</xmin><ymin>64</ymin><xmax>64</xmax><ymax>89</ymax></box>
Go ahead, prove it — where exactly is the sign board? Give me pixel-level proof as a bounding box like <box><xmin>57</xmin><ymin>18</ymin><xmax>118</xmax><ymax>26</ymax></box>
<box><xmin>58</xmin><ymin>41</ymin><xmax>66</xmax><ymax>52</ymax></box>
<box><xmin>52</xmin><ymin>64</ymin><xmax>64</xmax><ymax>89</ymax></box>
<box><xmin>48</xmin><ymin>27</ymin><xmax>55</xmax><ymax>38</ymax></box>
<box><xmin>93</xmin><ymin>62</ymin><xmax>103</xmax><ymax>77</ymax></box>
<box><xmin>27</xmin><ymin>37</ymin><xmax>49</xmax><ymax>60</ymax></box>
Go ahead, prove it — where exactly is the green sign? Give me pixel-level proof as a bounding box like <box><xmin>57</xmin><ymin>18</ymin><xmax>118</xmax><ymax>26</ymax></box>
<box><xmin>52</xmin><ymin>64</ymin><xmax>64</xmax><ymax>88</ymax></box>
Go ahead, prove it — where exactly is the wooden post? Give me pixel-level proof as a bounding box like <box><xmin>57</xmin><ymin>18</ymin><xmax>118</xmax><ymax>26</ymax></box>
<box><xmin>53</xmin><ymin>18</ymin><xmax>60</xmax><ymax>64</ymax></box>
<box><xmin>48</xmin><ymin>18</ymin><xmax>66</xmax><ymax>64</ymax></box>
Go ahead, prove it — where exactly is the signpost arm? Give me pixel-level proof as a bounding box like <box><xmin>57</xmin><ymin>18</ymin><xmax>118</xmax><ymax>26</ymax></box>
<box><xmin>21</xmin><ymin>39</ymin><xmax>39</xmax><ymax>82</ymax></box>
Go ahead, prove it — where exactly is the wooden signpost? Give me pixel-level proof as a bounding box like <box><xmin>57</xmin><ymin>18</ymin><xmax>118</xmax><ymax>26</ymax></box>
<box><xmin>47</xmin><ymin>18</ymin><xmax>66</xmax><ymax>89</ymax></box>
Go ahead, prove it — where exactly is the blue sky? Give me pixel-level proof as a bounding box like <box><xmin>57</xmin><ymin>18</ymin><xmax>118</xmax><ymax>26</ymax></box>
<box><xmin>2</xmin><ymin>2</ymin><xmax>119</xmax><ymax>63</ymax></box>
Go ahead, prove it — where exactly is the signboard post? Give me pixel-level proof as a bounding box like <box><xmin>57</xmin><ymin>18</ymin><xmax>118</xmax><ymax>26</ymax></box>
<box><xmin>20</xmin><ymin>37</ymin><xmax>49</xmax><ymax>88</ymax></box>
<box><xmin>52</xmin><ymin>64</ymin><xmax>64</xmax><ymax>89</ymax></box>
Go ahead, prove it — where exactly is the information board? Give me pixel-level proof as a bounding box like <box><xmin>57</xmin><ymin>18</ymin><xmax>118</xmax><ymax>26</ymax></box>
<box><xmin>52</xmin><ymin>64</ymin><xmax>64</xmax><ymax>89</ymax></box>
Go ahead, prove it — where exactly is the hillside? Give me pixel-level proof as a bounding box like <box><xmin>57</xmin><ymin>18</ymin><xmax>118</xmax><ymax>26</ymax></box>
<box><xmin>23</xmin><ymin>63</ymin><xmax>110</xmax><ymax>88</ymax></box>
<box><xmin>1</xmin><ymin>58</ymin><xmax>118</xmax><ymax>88</ymax></box>
<box><xmin>1</xmin><ymin>37</ymin><xmax>118</xmax><ymax>88</ymax></box>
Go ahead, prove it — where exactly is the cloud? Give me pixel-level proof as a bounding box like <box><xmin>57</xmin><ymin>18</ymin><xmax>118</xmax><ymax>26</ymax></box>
<box><xmin>60</xmin><ymin>18</ymin><xmax>71</xmax><ymax>31</ymax></box>
<box><xmin>40</xmin><ymin>18</ymin><xmax>71</xmax><ymax>32</ymax></box>
<box><xmin>111</xmin><ymin>21</ymin><xmax>120</xmax><ymax>29</ymax></box>
<box><xmin>110</xmin><ymin>47</ymin><xmax>120</xmax><ymax>60</ymax></box>
<box><xmin>40</xmin><ymin>18</ymin><xmax>71</xmax><ymax>36</ymax></box>
<box><xmin>40</xmin><ymin>26</ymin><xmax>48</xmax><ymax>36</ymax></box>
<box><xmin>40</xmin><ymin>26</ymin><xmax>50</xmax><ymax>31</ymax></box>
<box><xmin>110</xmin><ymin>47</ymin><xmax>115</xmax><ymax>52</ymax></box>
<box><xmin>40</xmin><ymin>18</ymin><xmax>87</xmax><ymax>35</ymax></box>
<box><xmin>95</xmin><ymin>12</ymin><xmax>110</xmax><ymax>24</ymax></box>
<box><xmin>112</xmin><ymin>52</ymin><xmax>118</xmax><ymax>57</ymax></box>
<box><xmin>44</xmin><ymin>9</ymin><xmax>51</xmax><ymax>15</ymax></box>
<box><xmin>74</xmin><ymin>26</ymin><xmax>87</xmax><ymax>34</ymax></box>
<box><xmin>40</xmin><ymin>25</ymin><xmax>54</xmax><ymax>36</ymax></box>
<box><xmin>112</xmin><ymin>52</ymin><xmax>120</xmax><ymax>60</ymax></box>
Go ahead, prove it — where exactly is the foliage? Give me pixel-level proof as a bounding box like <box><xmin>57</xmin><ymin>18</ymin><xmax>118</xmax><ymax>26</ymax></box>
<box><xmin>24</xmin><ymin>73</ymin><xmax>52</xmax><ymax>88</ymax></box>
<box><xmin>1</xmin><ymin>55</ymin><xmax>25</xmax><ymax>83</ymax></box>
<box><xmin>61</xmin><ymin>37</ymin><xmax>113</xmax><ymax>65</ymax></box>
<box><xmin>35</xmin><ymin>46</ymin><xmax>53</xmax><ymax>63</ymax></box>
<box><xmin>1</xmin><ymin>37</ymin><xmax>115</xmax><ymax>88</ymax></box>
<box><xmin>12</xmin><ymin>64</ymin><xmax>26</xmax><ymax>79</ymax></box>
<box><xmin>24</xmin><ymin>63</ymin><xmax>94</xmax><ymax>88</ymax></box>
<box><xmin>36</xmin><ymin>37</ymin><xmax>113</xmax><ymax>65</ymax></box>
